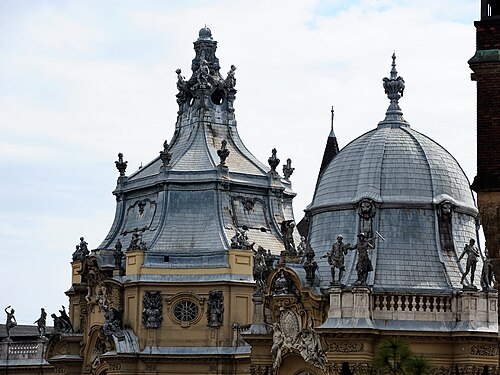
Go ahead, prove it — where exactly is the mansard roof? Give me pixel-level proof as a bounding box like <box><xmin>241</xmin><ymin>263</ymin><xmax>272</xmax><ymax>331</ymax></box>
<box><xmin>95</xmin><ymin>28</ymin><xmax>296</xmax><ymax>267</ymax></box>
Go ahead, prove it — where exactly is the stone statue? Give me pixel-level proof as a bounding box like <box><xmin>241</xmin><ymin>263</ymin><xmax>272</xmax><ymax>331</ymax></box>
<box><xmin>282</xmin><ymin>158</ymin><xmax>294</xmax><ymax>180</ymax></box>
<box><xmin>59</xmin><ymin>306</ymin><xmax>73</xmax><ymax>332</ymax></box>
<box><xmin>252</xmin><ymin>246</ymin><xmax>267</xmax><ymax>294</ymax></box>
<box><xmin>271</xmin><ymin>322</ymin><xmax>284</xmax><ymax>370</ymax></box>
<box><xmin>207</xmin><ymin>290</ymin><xmax>224</xmax><ymax>327</ymax></box>
<box><xmin>113</xmin><ymin>239</ymin><xmax>124</xmax><ymax>270</ymax></box>
<box><xmin>322</xmin><ymin>235</ymin><xmax>352</xmax><ymax>285</ymax></box>
<box><xmin>176</xmin><ymin>68</ymin><xmax>186</xmax><ymax>91</ymax></box>
<box><xmin>34</xmin><ymin>307</ymin><xmax>47</xmax><ymax>337</ymax></box>
<box><xmin>264</xmin><ymin>249</ymin><xmax>275</xmax><ymax>279</ymax></box>
<box><xmin>159</xmin><ymin>140</ymin><xmax>172</xmax><ymax>167</ymax></box>
<box><xmin>217</xmin><ymin>139</ymin><xmax>230</xmax><ymax>166</ymax></box>
<box><xmin>230</xmin><ymin>226</ymin><xmax>254</xmax><ymax>250</ymax></box>
<box><xmin>51</xmin><ymin>309</ymin><xmax>72</xmax><ymax>334</ymax></box>
<box><xmin>303</xmin><ymin>244</ymin><xmax>318</xmax><ymax>285</ymax></box>
<box><xmin>350</xmin><ymin>232</ymin><xmax>375</xmax><ymax>286</ymax></box>
<box><xmin>72</xmin><ymin>236</ymin><xmax>90</xmax><ymax>261</ymax></box>
<box><xmin>4</xmin><ymin>306</ymin><xmax>17</xmax><ymax>339</ymax></box>
<box><xmin>196</xmin><ymin>58</ymin><xmax>211</xmax><ymax>87</ymax></box>
<box><xmin>481</xmin><ymin>248</ymin><xmax>495</xmax><ymax>291</ymax></box>
<box><xmin>297</xmin><ymin>328</ymin><xmax>326</xmax><ymax>369</ymax></box>
<box><xmin>95</xmin><ymin>281</ymin><xmax>108</xmax><ymax>309</ymax></box>
<box><xmin>297</xmin><ymin>236</ymin><xmax>306</xmax><ymax>256</ymax></box>
<box><xmin>459</xmin><ymin>238</ymin><xmax>480</xmax><ymax>287</ymax></box>
<box><xmin>128</xmin><ymin>227</ymin><xmax>147</xmax><ymax>251</ymax></box>
<box><xmin>280</xmin><ymin>220</ymin><xmax>296</xmax><ymax>255</ymax></box>
<box><xmin>102</xmin><ymin>306</ymin><xmax>124</xmax><ymax>339</ymax></box>
<box><xmin>224</xmin><ymin>65</ymin><xmax>236</xmax><ymax>89</ymax></box>
<box><xmin>142</xmin><ymin>291</ymin><xmax>163</xmax><ymax>328</ymax></box>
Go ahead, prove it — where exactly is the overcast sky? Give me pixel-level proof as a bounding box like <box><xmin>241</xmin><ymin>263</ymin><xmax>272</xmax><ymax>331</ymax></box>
<box><xmin>0</xmin><ymin>0</ymin><xmax>481</xmax><ymax>324</ymax></box>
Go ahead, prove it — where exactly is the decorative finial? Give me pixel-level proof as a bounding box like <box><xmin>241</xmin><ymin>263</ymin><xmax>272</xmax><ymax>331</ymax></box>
<box><xmin>115</xmin><ymin>153</ymin><xmax>128</xmax><ymax>176</ymax></box>
<box><xmin>217</xmin><ymin>139</ymin><xmax>230</xmax><ymax>166</ymax></box>
<box><xmin>379</xmin><ymin>53</ymin><xmax>408</xmax><ymax>127</ymax></box>
<box><xmin>159</xmin><ymin>140</ymin><xmax>172</xmax><ymax>168</ymax></box>
<box><xmin>268</xmin><ymin>148</ymin><xmax>280</xmax><ymax>173</ymax></box>
<box><xmin>282</xmin><ymin>158</ymin><xmax>294</xmax><ymax>180</ymax></box>
<box><xmin>331</xmin><ymin>106</ymin><xmax>334</xmax><ymax>133</ymax></box>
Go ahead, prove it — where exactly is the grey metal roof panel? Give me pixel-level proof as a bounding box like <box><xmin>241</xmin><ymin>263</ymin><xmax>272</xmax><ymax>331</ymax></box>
<box><xmin>95</xmin><ymin>29</ymin><xmax>297</xmax><ymax>272</ymax></box>
<box><xmin>310</xmin><ymin>126</ymin><xmax>476</xmax><ymax>213</ymax></box>
<box><xmin>119</xmin><ymin>273</ymin><xmax>253</xmax><ymax>284</ymax></box>
<box><xmin>0</xmin><ymin>324</ymin><xmax>43</xmax><ymax>339</ymax></box>
<box><xmin>310</xmin><ymin>208</ymin><xmax>483</xmax><ymax>292</ymax></box>
<box><xmin>151</xmin><ymin>189</ymin><xmax>225</xmax><ymax>254</ymax></box>
<box><xmin>140</xmin><ymin>345</ymin><xmax>251</xmax><ymax>356</ymax></box>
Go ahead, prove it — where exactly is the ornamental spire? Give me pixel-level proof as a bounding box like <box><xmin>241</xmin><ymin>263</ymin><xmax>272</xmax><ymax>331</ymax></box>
<box><xmin>378</xmin><ymin>53</ymin><xmax>409</xmax><ymax>128</ymax></box>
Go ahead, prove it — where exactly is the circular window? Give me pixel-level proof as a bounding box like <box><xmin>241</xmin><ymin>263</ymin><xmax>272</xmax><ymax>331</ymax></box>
<box><xmin>173</xmin><ymin>300</ymin><xmax>199</xmax><ymax>323</ymax></box>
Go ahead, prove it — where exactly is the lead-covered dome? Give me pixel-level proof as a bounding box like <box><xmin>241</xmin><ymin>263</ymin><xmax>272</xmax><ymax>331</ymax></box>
<box><xmin>307</xmin><ymin>55</ymin><xmax>481</xmax><ymax>293</ymax></box>
<box><xmin>310</xmin><ymin>125</ymin><xmax>476</xmax><ymax>213</ymax></box>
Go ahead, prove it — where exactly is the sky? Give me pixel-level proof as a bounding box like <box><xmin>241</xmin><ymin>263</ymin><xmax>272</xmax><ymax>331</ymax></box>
<box><xmin>0</xmin><ymin>0</ymin><xmax>481</xmax><ymax>324</ymax></box>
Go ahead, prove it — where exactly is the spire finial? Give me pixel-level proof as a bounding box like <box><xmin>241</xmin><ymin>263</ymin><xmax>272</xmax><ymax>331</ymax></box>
<box><xmin>390</xmin><ymin>52</ymin><xmax>398</xmax><ymax>80</ymax></box>
<box><xmin>378</xmin><ymin>52</ymin><xmax>409</xmax><ymax>128</ymax></box>
<box><xmin>330</xmin><ymin>106</ymin><xmax>334</xmax><ymax>133</ymax></box>
<box><xmin>329</xmin><ymin>106</ymin><xmax>336</xmax><ymax>138</ymax></box>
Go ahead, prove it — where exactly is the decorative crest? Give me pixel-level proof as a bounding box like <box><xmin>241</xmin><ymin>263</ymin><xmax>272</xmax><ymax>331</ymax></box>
<box><xmin>115</xmin><ymin>153</ymin><xmax>128</xmax><ymax>176</ymax></box>
<box><xmin>379</xmin><ymin>53</ymin><xmax>408</xmax><ymax>127</ymax></box>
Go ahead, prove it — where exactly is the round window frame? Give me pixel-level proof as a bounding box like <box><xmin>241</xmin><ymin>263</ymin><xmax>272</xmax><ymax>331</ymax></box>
<box><xmin>167</xmin><ymin>292</ymin><xmax>204</xmax><ymax>327</ymax></box>
<box><xmin>173</xmin><ymin>300</ymin><xmax>199</xmax><ymax>324</ymax></box>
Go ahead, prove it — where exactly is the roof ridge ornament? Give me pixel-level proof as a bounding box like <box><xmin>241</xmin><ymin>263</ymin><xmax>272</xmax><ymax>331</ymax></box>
<box><xmin>378</xmin><ymin>53</ymin><xmax>409</xmax><ymax>128</ymax></box>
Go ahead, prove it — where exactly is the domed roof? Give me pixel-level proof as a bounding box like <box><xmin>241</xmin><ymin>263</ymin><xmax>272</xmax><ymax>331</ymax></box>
<box><xmin>198</xmin><ymin>26</ymin><xmax>213</xmax><ymax>40</ymax></box>
<box><xmin>309</xmin><ymin>54</ymin><xmax>476</xmax><ymax>215</ymax></box>
<box><xmin>310</xmin><ymin>125</ymin><xmax>476</xmax><ymax>213</ymax></box>
<box><xmin>306</xmin><ymin>54</ymin><xmax>480</xmax><ymax>294</ymax></box>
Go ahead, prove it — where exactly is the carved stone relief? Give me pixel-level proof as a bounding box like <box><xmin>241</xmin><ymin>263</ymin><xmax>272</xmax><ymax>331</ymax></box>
<box><xmin>329</xmin><ymin>342</ymin><xmax>364</xmax><ymax>353</ymax></box>
<box><xmin>357</xmin><ymin>198</ymin><xmax>376</xmax><ymax>239</ymax></box>
<box><xmin>122</xmin><ymin>199</ymin><xmax>157</xmax><ymax>235</ymax></box>
<box><xmin>142</xmin><ymin>291</ymin><xmax>163</xmax><ymax>329</ymax></box>
<box><xmin>437</xmin><ymin>201</ymin><xmax>455</xmax><ymax>251</ymax></box>
<box><xmin>470</xmin><ymin>344</ymin><xmax>498</xmax><ymax>356</ymax></box>
<box><xmin>207</xmin><ymin>290</ymin><xmax>224</xmax><ymax>327</ymax></box>
<box><xmin>249</xmin><ymin>365</ymin><xmax>271</xmax><ymax>375</ymax></box>
<box><xmin>271</xmin><ymin>308</ymin><xmax>326</xmax><ymax>372</ymax></box>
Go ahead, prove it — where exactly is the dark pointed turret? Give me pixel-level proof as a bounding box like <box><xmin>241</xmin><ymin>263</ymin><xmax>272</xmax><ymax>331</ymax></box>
<box><xmin>317</xmin><ymin>107</ymin><xmax>340</xmax><ymax>179</ymax></box>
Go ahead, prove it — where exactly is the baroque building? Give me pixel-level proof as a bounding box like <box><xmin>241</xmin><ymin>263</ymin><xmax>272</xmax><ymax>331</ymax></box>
<box><xmin>1</xmin><ymin>3</ymin><xmax>499</xmax><ymax>374</ymax></box>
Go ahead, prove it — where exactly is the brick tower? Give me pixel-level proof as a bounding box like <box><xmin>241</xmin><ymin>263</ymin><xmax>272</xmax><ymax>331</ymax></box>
<box><xmin>469</xmin><ymin>0</ymin><xmax>500</xmax><ymax>296</ymax></box>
